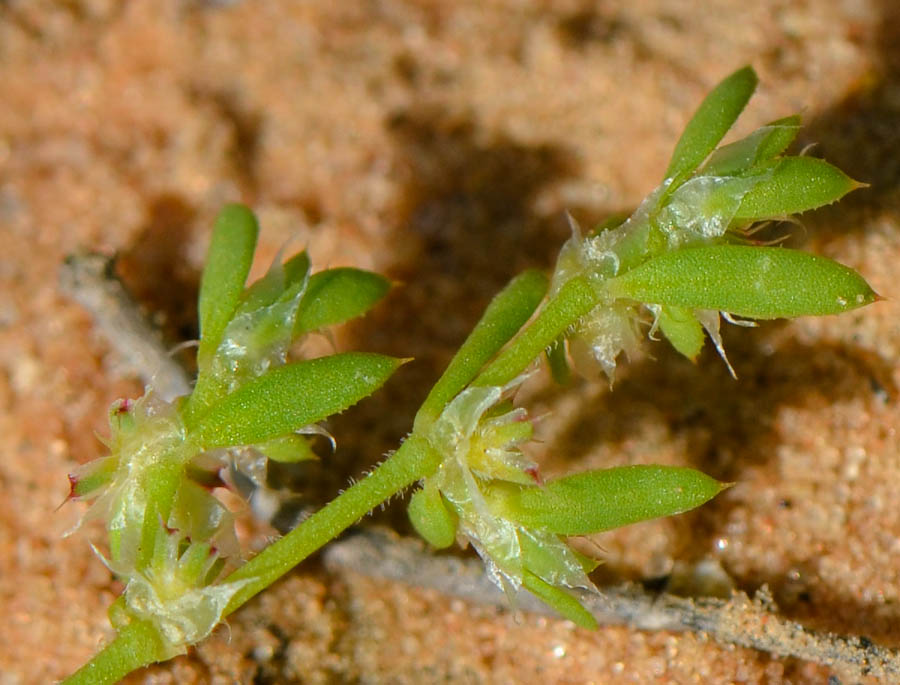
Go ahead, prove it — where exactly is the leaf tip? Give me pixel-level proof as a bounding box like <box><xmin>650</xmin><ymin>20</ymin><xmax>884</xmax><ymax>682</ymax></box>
<box><xmin>733</xmin><ymin>64</ymin><xmax>758</xmax><ymax>86</ymax></box>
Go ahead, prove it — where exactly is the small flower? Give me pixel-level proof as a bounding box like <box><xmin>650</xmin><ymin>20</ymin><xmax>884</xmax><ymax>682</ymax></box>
<box><xmin>415</xmin><ymin>381</ymin><xmax>598</xmax><ymax>604</ymax></box>
<box><xmin>67</xmin><ymin>392</ymin><xmax>199</xmax><ymax>569</ymax></box>
<box><xmin>548</xmin><ymin>166</ymin><xmax>769</xmax><ymax>383</ymax></box>
<box><xmin>107</xmin><ymin>523</ymin><xmax>250</xmax><ymax>657</ymax></box>
<box><xmin>548</xmin><ymin>216</ymin><xmax>644</xmax><ymax>383</ymax></box>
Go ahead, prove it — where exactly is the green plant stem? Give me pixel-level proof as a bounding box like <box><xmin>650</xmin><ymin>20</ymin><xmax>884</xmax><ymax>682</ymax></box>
<box><xmin>62</xmin><ymin>619</ymin><xmax>169</xmax><ymax>685</ymax></box>
<box><xmin>473</xmin><ymin>275</ymin><xmax>598</xmax><ymax>388</ymax></box>
<box><xmin>223</xmin><ymin>431</ymin><xmax>442</xmax><ymax>611</ymax></box>
<box><xmin>415</xmin><ymin>269</ymin><xmax>548</xmax><ymax>430</ymax></box>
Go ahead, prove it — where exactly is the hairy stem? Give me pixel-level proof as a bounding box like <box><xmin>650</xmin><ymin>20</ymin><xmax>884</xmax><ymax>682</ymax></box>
<box><xmin>222</xmin><ymin>432</ymin><xmax>442</xmax><ymax>612</ymax></box>
<box><xmin>415</xmin><ymin>269</ymin><xmax>548</xmax><ymax>430</ymax></box>
<box><xmin>62</xmin><ymin>620</ymin><xmax>169</xmax><ymax>685</ymax></box>
<box><xmin>474</xmin><ymin>275</ymin><xmax>598</xmax><ymax>388</ymax></box>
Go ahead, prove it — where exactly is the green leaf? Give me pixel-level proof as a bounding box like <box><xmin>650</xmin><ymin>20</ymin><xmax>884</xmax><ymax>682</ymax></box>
<box><xmin>664</xmin><ymin>66</ymin><xmax>758</xmax><ymax>180</ymax></box>
<box><xmin>490</xmin><ymin>465</ymin><xmax>727</xmax><ymax>536</ymax></box>
<box><xmin>255</xmin><ymin>434</ymin><xmax>318</xmax><ymax>463</ymax></box>
<box><xmin>701</xmin><ymin>115</ymin><xmax>801</xmax><ymax>177</ymax></box>
<box><xmin>753</xmin><ymin>115</ymin><xmax>802</xmax><ymax>160</ymax></box>
<box><xmin>606</xmin><ymin>245</ymin><xmax>878</xmax><ymax>319</ymax></box>
<box><xmin>734</xmin><ymin>157</ymin><xmax>860</xmax><ymax>220</ymax></box>
<box><xmin>518</xmin><ymin>527</ymin><xmax>598</xmax><ymax>583</ymax></box>
<box><xmin>416</xmin><ymin>269</ymin><xmax>548</xmax><ymax>427</ymax></box>
<box><xmin>545</xmin><ymin>336</ymin><xmax>571</xmax><ymax>385</ymax></box>
<box><xmin>408</xmin><ymin>482</ymin><xmax>458</xmax><ymax>549</ymax></box>
<box><xmin>197</xmin><ymin>205</ymin><xmax>259</xmax><ymax>365</ymax></box>
<box><xmin>522</xmin><ymin>571</ymin><xmax>597</xmax><ymax>629</ymax></box>
<box><xmin>189</xmin><ymin>353</ymin><xmax>404</xmax><ymax>448</ymax></box>
<box><xmin>657</xmin><ymin>305</ymin><xmax>705</xmax><ymax>361</ymax></box>
<box><xmin>294</xmin><ymin>268</ymin><xmax>391</xmax><ymax>335</ymax></box>
<box><xmin>283</xmin><ymin>251</ymin><xmax>311</xmax><ymax>289</ymax></box>
<box><xmin>474</xmin><ymin>275</ymin><xmax>596</xmax><ymax>389</ymax></box>
<box><xmin>237</xmin><ymin>264</ymin><xmax>287</xmax><ymax>316</ymax></box>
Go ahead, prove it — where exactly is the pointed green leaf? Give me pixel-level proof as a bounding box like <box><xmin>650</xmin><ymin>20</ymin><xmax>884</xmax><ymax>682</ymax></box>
<box><xmin>197</xmin><ymin>205</ymin><xmax>259</xmax><ymax>365</ymax></box>
<box><xmin>734</xmin><ymin>157</ymin><xmax>860</xmax><ymax>220</ymax></box>
<box><xmin>416</xmin><ymin>269</ymin><xmax>548</xmax><ymax>427</ymax></box>
<box><xmin>189</xmin><ymin>353</ymin><xmax>403</xmax><ymax>447</ymax></box>
<box><xmin>283</xmin><ymin>251</ymin><xmax>311</xmax><ymax>289</ymax></box>
<box><xmin>235</xmin><ymin>250</ymin><xmax>309</xmax><ymax>320</ymax></box>
<box><xmin>408</xmin><ymin>483</ymin><xmax>458</xmax><ymax>549</ymax></box>
<box><xmin>294</xmin><ymin>268</ymin><xmax>391</xmax><ymax>335</ymax></box>
<box><xmin>657</xmin><ymin>305</ymin><xmax>705</xmax><ymax>360</ymax></box>
<box><xmin>606</xmin><ymin>245</ymin><xmax>877</xmax><ymax>319</ymax></box>
<box><xmin>701</xmin><ymin>115</ymin><xmax>801</xmax><ymax>176</ymax></box>
<box><xmin>664</xmin><ymin>66</ymin><xmax>758</xmax><ymax>180</ymax></box>
<box><xmin>522</xmin><ymin>571</ymin><xmax>597</xmax><ymax>629</ymax></box>
<box><xmin>490</xmin><ymin>465</ymin><xmax>727</xmax><ymax>536</ymax></box>
<box><xmin>753</xmin><ymin>115</ymin><xmax>802</xmax><ymax>160</ymax></box>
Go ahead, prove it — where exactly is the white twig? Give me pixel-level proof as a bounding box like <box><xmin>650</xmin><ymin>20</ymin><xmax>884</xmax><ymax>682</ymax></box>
<box><xmin>324</xmin><ymin>528</ymin><xmax>900</xmax><ymax>681</ymax></box>
<box><xmin>59</xmin><ymin>253</ymin><xmax>192</xmax><ymax>401</ymax></box>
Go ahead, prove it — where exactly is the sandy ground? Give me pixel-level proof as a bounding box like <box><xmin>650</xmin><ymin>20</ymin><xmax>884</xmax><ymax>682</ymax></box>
<box><xmin>2</xmin><ymin>1</ymin><xmax>900</xmax><ymax>682</ymax></box>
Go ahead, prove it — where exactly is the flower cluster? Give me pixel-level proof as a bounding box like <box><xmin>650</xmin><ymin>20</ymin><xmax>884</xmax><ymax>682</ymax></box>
<box><xmin>547</xmin><ymin>102</ymin><xmax>860</xmax><ymax>381</ymax></box>
<box><xmin>410</xmin><ymin>382</ymin><xmax>598</xmax><ymax>612</ymax></box>
<box><xmin>65</xmin><ymin>207</ymin><xmax>393</xmax><ymax>655</ymax></box>
<box><xmin>108</xmin><ymin>527</ymin><xmax>250</xmax><ymax>658</ymax></box>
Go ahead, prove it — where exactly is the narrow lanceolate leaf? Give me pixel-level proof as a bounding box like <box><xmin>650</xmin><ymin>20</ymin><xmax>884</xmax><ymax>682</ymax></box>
<box><xmin>491</xmin><ymin>465</ymin><xmax>727</xmax><ymax>536</ymax></box>
<box><xmin>474</xmin><ymin>275</ymin><xmax>596</xmax><ymax>389</ymax></box>
<box><xmin>197</xmin><ymin>205</ymin><xmax>259</xmax><ymax>364</ymax></box>
<box><xmin>190</xmin><ymin>353</ymin><xmax>404</xmax><ymax>448</ymax></box>
<box><xmin>522</xmin><ymin>571</ymin><xmax>598</xmax><ymax>630</ymax></box>
<box><xmin>752</xmin><ymin>115</ymin><xmax>802</xmax><ymax>160</ymax></box>
<box><xmin>701</xmin><ymin>115</ymin><xmax>801</xmax><ymax>177</ymax></box>
<box><xmin>606</xmin><ymin>245</ymin><xmax>878</xmax><ymax>319</ymax></box>
<box><xmin>664</xmin><ymin>66</ymin><xmax>758</xmax><ymax>180</ymax></box>
<box><xmin>416</xmin><ymin>269</ymin><xmax>548</xmax><ymax>426</ymax></box>
<box><xmin>294</xmin><ymin>268</ymin><xmax>391</xmax><ymax>335</ymax></box>
<box><xmin>734</xmin><ymin>157</ymin><xmax>860</xmax><ymax>221</ymax></box>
